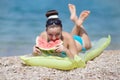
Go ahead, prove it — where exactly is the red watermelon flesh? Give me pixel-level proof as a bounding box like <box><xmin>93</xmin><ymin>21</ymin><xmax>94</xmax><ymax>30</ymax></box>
<box><xmin>36</xmin><ymin>36</ymin><xmax>63</xmax><ymax>50</ymax></box>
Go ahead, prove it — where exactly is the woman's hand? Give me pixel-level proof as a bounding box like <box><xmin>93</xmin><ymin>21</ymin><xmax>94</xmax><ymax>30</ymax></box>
<box><xmin>55</xmin><ymin>44</ymin><xmax>67</xmax><ymax>53</ymax></box>
<box><xmin>32</xmin><ymin>46</ymin><xmax>42</xmax><ymax>56</ymax></box>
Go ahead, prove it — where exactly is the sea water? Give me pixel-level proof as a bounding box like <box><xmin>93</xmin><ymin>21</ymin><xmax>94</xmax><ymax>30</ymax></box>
<box><xmin>0</xmin><ymin>0</ymin><xmax>120</xmax><ymax>56</ymax></box>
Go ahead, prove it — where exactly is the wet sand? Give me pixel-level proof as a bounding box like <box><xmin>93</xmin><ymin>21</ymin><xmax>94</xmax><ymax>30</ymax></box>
<box><xmin>0</xmin><ymin>50</ymin><xmax>120</xmax><ymax>80</ymax></box>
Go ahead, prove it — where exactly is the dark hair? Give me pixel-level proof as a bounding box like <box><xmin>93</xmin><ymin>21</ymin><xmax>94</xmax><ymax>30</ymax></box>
<box><xmin>46</xmin><ymin>10</ymin><xmax>58</xmax><ymax>18</ymax></box>
<box><xmin>45</xmin><ymin>10</ymin><xmax>62</xmax><ymax>27</ymax></box>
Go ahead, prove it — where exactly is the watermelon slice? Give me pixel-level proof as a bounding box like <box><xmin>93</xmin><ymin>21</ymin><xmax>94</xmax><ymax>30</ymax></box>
<box><xmin>36</xmin><ymin>36</ymin><xmax>63</xmax><ymax>54</ymax></box>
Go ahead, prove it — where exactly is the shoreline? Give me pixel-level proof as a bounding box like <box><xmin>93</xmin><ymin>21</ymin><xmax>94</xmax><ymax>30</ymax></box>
<box><xmin>0</xmin><ymin>50</ymin><xmax>120</xmax><ymax>80</ymax></box>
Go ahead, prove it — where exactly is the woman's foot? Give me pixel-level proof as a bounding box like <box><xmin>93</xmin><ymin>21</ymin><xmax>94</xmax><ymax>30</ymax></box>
<box><xmin>68</xmin><ymin>4</ymin><xmax>90</xmax><ymax>27</ymax></box>
<box><xmin>68</xmin><ymin>4</ymin><xmax>78</xmax><ymax>23</ymax></box>
<box><xmin>77</xmin><ymin>10</ymin><xmax>90</xmax><ymax>27</ymax></box>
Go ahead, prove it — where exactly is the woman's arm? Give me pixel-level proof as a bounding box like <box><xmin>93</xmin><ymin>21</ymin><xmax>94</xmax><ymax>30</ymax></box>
<box><xmin>55</xmin><ymin>33</ymin><xmax>78</xmax><ymax>59</ymax></box>
<box><xmin>66</xmin><ymin>34</ymin><xmax>78</xmax><ymax>58</ymax></box>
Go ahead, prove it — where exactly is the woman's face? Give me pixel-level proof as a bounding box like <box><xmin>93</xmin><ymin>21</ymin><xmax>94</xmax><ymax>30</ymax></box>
<box><xmin>46</xmin><ymin>26</ymin><xmax>62</xmax><ymax>41</ymax></box>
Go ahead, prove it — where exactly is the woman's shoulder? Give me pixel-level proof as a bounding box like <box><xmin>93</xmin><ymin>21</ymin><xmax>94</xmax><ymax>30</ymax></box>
<box><xmin>39</xmin><ymin>31</ymin><xmax>46</xmax><ymax>36</ymax></box>
<box><xmin>38</xmin><ymin>31</ymin><xmax>47</xmax><ymax>39</ymax></box>
<box><xmin>62</xmin><ymin>31</ymin><xmax>69</xmax><ymax>34</ymax></box>
<box><xmin>62</xmin><ymin>31</ymin><xmax>72</xmax><ymax>38</ymax></box>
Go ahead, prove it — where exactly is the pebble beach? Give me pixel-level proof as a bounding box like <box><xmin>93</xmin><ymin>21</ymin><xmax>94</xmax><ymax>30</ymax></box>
<box><xmin>0</xmin><ymin>50</ymin><xmax>120</xmax><ymax>80</ymax></box>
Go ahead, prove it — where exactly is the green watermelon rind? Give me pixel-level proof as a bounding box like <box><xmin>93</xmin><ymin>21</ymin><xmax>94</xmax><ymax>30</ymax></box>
<box><xmin>38</xmin><ymin>41</ymin><xmax>63</xmax><ymax>54</ymax></box>
<box><xmin>39</xmin><ymin>48</ymin><xmax>55</xmax><ymax>54</ymax></box>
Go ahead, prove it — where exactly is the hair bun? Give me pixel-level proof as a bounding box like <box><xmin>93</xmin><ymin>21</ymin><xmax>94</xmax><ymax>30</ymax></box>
<box><xmin>46</xmin><ymin>10</ymin><xmax>59</xmax><ymax>19</ymax></box>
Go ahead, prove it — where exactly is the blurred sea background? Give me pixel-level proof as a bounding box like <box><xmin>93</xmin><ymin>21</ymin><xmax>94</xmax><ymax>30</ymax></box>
<box><xmin>0</xmin><ymin>0</ymin><xmax>120</xmax><ymax>56</ymax></box>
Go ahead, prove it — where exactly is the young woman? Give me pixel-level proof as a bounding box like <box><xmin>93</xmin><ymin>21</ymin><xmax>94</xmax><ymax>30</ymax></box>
<box><xmin>33</xmin><ymin>4</ymin><xmax>91</xmax><ymax>59</ymax></box>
